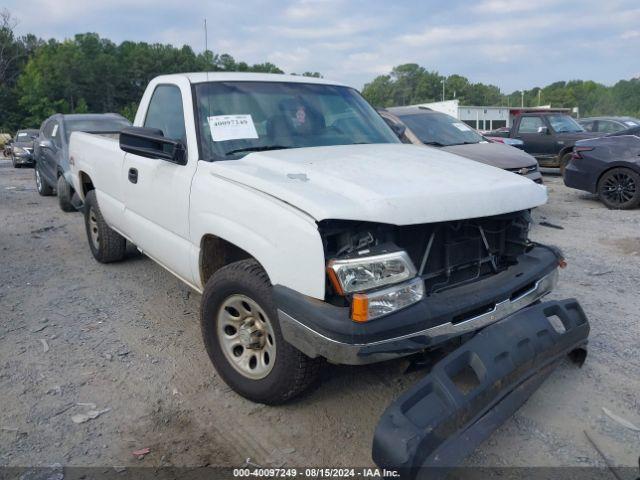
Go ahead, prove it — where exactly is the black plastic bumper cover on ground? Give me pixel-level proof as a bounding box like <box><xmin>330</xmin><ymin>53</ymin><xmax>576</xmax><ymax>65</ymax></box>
<box><xmin>372</xmin><ymin>299</ymin><xmax>590</xmax><ymax>479</ymax></box>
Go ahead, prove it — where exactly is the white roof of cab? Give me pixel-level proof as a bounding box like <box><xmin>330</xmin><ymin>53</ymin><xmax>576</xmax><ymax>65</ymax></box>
<box><xmin>153</xmin><ymin>72</ymin><xmax>347</xmax><ymax>87</ymax></box>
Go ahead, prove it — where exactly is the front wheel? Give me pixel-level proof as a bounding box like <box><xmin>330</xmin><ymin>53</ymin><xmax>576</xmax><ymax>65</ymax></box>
<box><xmin>597</xmin><ymin>167</ymin><xmax>640</xmax><ymax>210</ymax></box>
<box><xmin>57</xmin><ymin>175</ymin><xmax>76</xmax><ymax>212</ymax></box>
<box><xmin>35</xmin><ymin>164</ymin><xmax>54</xmax><ymax>196</ymax></box>
<box><xmin>83</xmin><ymin>190</ymin><xmax>127</xmax><ymax>262</ymax></box>
<box><xmin>201</xmin><ymin>259</ymin><xmax>321</xmax><ymax>404</ymax></box>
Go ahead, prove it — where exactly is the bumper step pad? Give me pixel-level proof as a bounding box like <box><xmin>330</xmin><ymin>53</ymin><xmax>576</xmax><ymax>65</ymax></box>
<box><xmin>372</xmin><ymin>299</ymin><xmax>590</xmax><ymax>479</ymax></box>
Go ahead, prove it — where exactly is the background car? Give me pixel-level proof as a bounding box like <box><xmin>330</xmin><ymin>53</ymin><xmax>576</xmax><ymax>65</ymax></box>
<box><xmin>579</xmin><ymin>116</ymin><xmax>640</xmax><ymax>134</ymax></box>
<box><xmin>564</xmin><ymin>125</ymin><xmax>640</xmax><ymax>209</ymax></box>
<box><xmin>33</xmin><ymin>113</ymin><xmax>131</xmax><ymax>211</ymax></box>
<box><xmin>10</xmin><ymin>129</ymin><xmax>39</xmax><ymax>168</ymax></box>
<box><xmin>379</xmin><ymin>107</ymin><xmax>543</xmax><ymax>183</ymax></box>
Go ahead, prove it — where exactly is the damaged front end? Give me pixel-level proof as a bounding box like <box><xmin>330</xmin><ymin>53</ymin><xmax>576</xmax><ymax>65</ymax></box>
<box><xmin>371</xmin><ymin>299</ymin><xmax>589</xmax><ymax>479</ymax></box>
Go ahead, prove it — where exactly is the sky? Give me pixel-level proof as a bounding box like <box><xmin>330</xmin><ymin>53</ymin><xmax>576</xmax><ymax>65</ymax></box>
<box><xmin>5</xmin><ymin>0</ymin><xmax>640</xmax><ymax>92</ymax></box>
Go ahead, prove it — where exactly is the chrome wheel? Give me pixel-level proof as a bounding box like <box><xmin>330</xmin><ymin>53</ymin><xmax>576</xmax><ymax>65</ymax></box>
<box><xmin>217</xmin><ymin>294</ymin><xmax>276</xmax><ymax>380</ymax></box>
<box><xmin>88</xmin><ymin>207</ymin><xmax>100</xmax><ymax>250</ymax></box>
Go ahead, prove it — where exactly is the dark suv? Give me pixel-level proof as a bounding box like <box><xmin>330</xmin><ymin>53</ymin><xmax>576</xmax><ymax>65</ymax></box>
<box><xmin>33</xmin><ymin>113</ymin><xmax>131</xmax><ymax>211</ymax></box>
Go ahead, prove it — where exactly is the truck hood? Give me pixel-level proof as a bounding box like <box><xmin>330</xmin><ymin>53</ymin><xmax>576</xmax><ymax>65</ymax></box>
<box><xmin>209</xmin><ymin>144</ymin><xmax>547</xmax><ymax>225</ymax></box>
<box><xmin>441</xmin><ymin>142</ymin><xmax>537</xmax><ymax>169</ymax></box>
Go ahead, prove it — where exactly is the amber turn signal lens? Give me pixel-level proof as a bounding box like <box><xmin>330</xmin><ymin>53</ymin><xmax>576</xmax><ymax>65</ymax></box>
<box><xmin>558</xmin><ymin>258</ymin><xmax>567</xmax><ymax>269</ymax></box>
<box><xmin>351</xmin><ymin>294</ymin><xmax>369</xmax><ymax>322</ymax></box>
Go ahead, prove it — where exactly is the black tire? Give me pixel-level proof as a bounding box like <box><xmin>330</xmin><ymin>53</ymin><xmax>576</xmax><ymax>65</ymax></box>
<box><xmin>201</xmin><ymin>259</ymin><xmax>321</xmax><ymax>404</ymax></box>
<box><xmin>597</xmin><ymin>167</ymin><xmax>640</xmax><ymax>210</ymax></box>
<box><xmin>35</xmin><ymin>163</ymin><xmax>54</xmax><ymax>196</ymax></box>
<box><xmin>559</xmin><ymin>152</ymin><xmax>572</xmax><ymax>177</ymax></box>
<box><xmin>83</xmin><ymin>190</ymin><xmax>127</xmax><ymax>262</ymax></box>
<box><xmin>57</xmin><ymin>175</ymin><xmax>76</xmax><ymax>212</ymax></box>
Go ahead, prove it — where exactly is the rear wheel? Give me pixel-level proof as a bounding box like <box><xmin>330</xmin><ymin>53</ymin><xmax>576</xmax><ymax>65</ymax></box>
<box><xmin>57</xmin><ymin>175</ymin><xmax>76</xmax><ymax>212</ymax></box>
<box><xmin>597</xmin><ymin>167</ymin><xmax>640</xmax><ymax>210</ymax></box>
<box><xmin>201</xmin><ymin>259</ymin><xmax>321</xmax><ymax>404</ymax></box>
<box><xmin>35</xmin><ymin>164</ymin><xmax>54</xmax><ymax>196</ymax></box>
<box><xmin>83</xmin><ymin>190</ymin><xmax>127</xmax><ymax>262</ymax></box>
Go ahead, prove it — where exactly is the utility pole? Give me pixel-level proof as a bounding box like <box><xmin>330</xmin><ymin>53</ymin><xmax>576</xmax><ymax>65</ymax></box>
<box><xmin>538</xmin><ymin>89</ymin><xmax>541</xmax><ymax>107</ymax></box>
<box><xmin>441</xmin><ymin>78</ymin><xmax>445</xmax><ymax>102</ymax></box>
<box><xmin>204</xmin><ymin>18</ymin><xmax>208</xmax><ymax>54</ymax></box>
<box><xmin>521</xmin><ymin>91</ymin><xmax>524</xmax><ymax>108</ymax></box>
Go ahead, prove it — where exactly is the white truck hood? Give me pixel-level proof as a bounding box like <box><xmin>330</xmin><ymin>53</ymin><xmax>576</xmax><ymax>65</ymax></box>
<box><xmin>209</xmin><ymin>143</ymin><xmax>547</xmax><ymax>225</ymax></box>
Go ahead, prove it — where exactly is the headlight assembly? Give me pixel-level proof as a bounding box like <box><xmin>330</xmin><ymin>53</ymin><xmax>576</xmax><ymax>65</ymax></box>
<box><xmin>327</xmin><ymin>249</ymin><xmax>424</xmax><ymax>322</ymax></box>
<box><xmin>327</xmin><ymin>250</ymin><xmax>417</xmax><ymax>294</ymax></box>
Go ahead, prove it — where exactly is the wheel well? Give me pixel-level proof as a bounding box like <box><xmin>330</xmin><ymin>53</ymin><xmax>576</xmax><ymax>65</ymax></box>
<box><xmin>559</xmin><ymin>146</ymin><xmax>573</xmax><ymax>159</ymax></box>
<box><xmin>79</xmin><ymin>171</ymin><xmax>95</xmax><ymax>197</ymax></box>
<box><xmin>199</xmin><ymin>234</ymin><xmax>255</xmax><ymax>285</ymax></box>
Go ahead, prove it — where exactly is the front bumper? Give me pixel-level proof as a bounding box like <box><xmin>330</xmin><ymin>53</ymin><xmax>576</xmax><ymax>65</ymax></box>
<box><xmin>371</xmin><ymin>298</ymin><xmax>589</xmax><ymax>478</ymax></box>
<box><xmin>524</xmin><ymin>171</ymin><xmax>543</xmax><ymax>184</ymax></box>
<box><xmin>276</xmin><ymin>246</ymin><xmax>560</xmax><ymax>365</ymax></box>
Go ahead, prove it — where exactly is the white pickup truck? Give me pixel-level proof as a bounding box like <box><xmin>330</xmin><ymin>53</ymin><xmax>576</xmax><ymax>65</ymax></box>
<box><xmin>69</xmin><ymin>73</ymin><xmax>589</xmax><ymax>472</ymax></box>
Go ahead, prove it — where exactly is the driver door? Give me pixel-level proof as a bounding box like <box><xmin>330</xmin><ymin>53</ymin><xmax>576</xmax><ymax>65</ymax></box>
<box><xmin>121</xmin><ymin>82</ymin><xmax>199</xmax><ymax>285</ymax></box>
<box><xmin>515</xmin><ymin>116</ymin><xmax>553</xmax><ymax>157</ymax></box>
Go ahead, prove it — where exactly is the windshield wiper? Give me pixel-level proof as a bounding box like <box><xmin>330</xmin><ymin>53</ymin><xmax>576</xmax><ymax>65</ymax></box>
<box><xmin>422</xmin><ymin>141</ymin><xmax>446</xmax><ymax>147</ymax></box>
<box><xmin>225</xmin><ymin>145</ymin><xmax>293</xmax><ymax>156</ymax></box>
<box><xmin>448</xmin><ymin>141</ymin><xmax>479</xmax><ymax>146</ymax></box>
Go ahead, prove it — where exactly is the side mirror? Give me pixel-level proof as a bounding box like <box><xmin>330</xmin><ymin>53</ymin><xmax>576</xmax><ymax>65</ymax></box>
<box><xmin>537</xmin><ymin>126</ymin><xmax>549</xmax><ymax>135</ymax></box>
<box><xmin>389</xmin><ymin>123</ymin><xmax>406</xmax><ymax>138</ymax></box>
<box><xmin>39</xmin><ymin>139</ymin><xmax>53</xmax><ymax>149</ymax></box>
<box><xmin>119</xmin><ymin>127</ymin><xmax>186</xmax><ymax>165</ymax></box>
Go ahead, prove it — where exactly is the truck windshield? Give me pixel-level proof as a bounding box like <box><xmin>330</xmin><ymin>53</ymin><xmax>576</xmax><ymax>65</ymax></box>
<box><xmin>396</xmin><ymin>112</ymin><xmax>484</xmax><ymax>147</ymax></box>
<box><xmin>194</xmin><ymin>81</ymin><xmax>399</xmax><ymax>160</ymax></box>
<box><xmin>548</xmin><ymin>115</ymin><xmax>584</xmax><ymax>133</ymax></box>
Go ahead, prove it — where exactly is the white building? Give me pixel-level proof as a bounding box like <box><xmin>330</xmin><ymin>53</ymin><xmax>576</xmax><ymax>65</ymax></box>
<box><xmin>411</xmin><ymin>100</ymin><xmax>575</xmax><ymax>132</ymax></box>
<box><xmin>414</xmin><ymin>100</ymin><xmax>510</xmax><ymax>131</ymax></box>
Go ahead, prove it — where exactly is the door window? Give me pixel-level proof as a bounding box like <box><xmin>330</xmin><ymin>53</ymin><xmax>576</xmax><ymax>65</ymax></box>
<box><xmin>518</xmin><ymin>116</ymin><xmax>544</xmax><ymax>134</ymax></box>
<box><xmin>144</xmin><ymin>85</ymin><xmax>187</xmax><ymax>143</ymax></box>
<box><xmin>598</xmin><ymin>120</ymin><xmax>623</xmax><ymax>133</ymax></box>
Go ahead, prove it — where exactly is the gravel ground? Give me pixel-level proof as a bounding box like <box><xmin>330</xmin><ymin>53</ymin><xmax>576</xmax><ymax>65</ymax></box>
<box><xmin>1</xmin><ymin>157</ymin><xmax>639</xmax><ymax>471</ymax></box>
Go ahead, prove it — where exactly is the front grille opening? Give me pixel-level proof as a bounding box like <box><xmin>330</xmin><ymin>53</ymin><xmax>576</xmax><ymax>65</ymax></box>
<box><xmin>451</xmin><ymin>302</ymin><xmax>495</xmax><ymax>325</ymax></box>
<box><xmin>510</xmin><ymin>281</ymin><xmax>536</xmax><ymax>301</ymax></box>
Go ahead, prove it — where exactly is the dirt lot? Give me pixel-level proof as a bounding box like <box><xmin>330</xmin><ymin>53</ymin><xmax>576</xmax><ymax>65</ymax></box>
<box><xmin>1</xmin><ymin>157</ymin><xmax>639</xmax><ymax>472</ymax></box>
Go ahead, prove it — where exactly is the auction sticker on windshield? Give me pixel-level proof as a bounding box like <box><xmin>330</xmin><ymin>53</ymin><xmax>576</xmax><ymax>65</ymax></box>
<box><xmin>208</xmin><ymin>115</ymin><xmax>259</xmax><ymax>142</ymax></box>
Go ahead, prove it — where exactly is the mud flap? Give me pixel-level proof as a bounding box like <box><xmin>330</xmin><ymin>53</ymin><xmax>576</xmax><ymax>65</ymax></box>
<box><xmin>372</xmin><ymin>299</ymin><xmax>590</xmax><ymax>479</ymax></box>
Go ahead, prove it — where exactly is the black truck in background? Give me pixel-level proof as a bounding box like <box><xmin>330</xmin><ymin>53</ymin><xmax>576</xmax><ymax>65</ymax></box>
<box><xmin>492</xmin><ymin>112</ymin><xmax>600</xmax><ymax>173</ymax></box>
